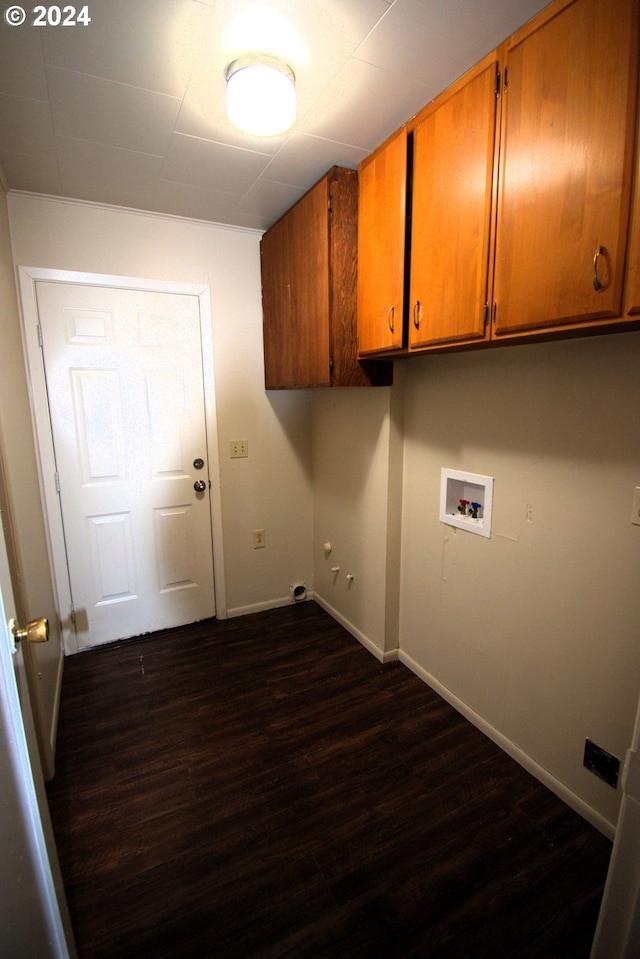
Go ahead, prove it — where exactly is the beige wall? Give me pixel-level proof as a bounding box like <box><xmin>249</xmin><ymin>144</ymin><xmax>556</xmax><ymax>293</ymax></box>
<box><xmin>311</xmin><ymin>386</ymin><xmax>399</xmax><ymax>657</ymax></box>
<box><xmin>6</xmin><ymin>192</ymin><xmax>314</xmax><ymax>617</ymax></box>
<box><xmin>312</xmin><ymin>333</ymin><xmax>640</xmax><ymax>835</ymax></box>
<box><xmin>313</xmin><ymin>333</ymin><xmax>640</xmax><ymax>833</ymax></box>
<box><xmin>398</xmin><ymin>335</ymin><xmax>640</xmax><ymax>832</ymax></box>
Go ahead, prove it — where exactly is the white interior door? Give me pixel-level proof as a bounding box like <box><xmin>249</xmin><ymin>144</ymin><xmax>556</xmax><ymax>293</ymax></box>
<box><xmin>0</xmin><ymin>506</ymin><xmax>76</xmax><ymax>957</ymax></box>
<box><xmin>591</xmin><ymin>697</ymin><xmax>640</xmax><ymax>957</ymax></box>
<box><xmin>35</xmin><ymin>281</ymin><xmax>216</xmax><ymax>650</ymax></box>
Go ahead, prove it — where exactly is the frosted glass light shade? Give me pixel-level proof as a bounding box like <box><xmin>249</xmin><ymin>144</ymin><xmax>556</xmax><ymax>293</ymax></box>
<box><xmin>226</xmin><ymin>55</ymin><xmax>296</xmax><ymax>136</ymax></box>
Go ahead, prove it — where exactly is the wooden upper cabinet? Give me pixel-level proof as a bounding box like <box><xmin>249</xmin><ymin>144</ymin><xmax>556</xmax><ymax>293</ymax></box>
<box><xmin>357</xmin><ymin>128</ymin><xmax>407</xmax><ymax>354</ymax></box>
<box><xmin>493</xmin><ymin>0</ymin><xmax>639</xmax><ymax>337</ymax></box>
<box><xmin>261</xmin><ymin>167</ymin><xmax>392</xmax><ymax>389</ymax></box>
<box><xmin>262</xmin><ymin>184</ymin><xmax>329</xmax><ymax>388</ymax></box>
<box><xmin>409</xmin><ymin>56</ymin><xmax>499</xmax><ymax>349</ymax></box>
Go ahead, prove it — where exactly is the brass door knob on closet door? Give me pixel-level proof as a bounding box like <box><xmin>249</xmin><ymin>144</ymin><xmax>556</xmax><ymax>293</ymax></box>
<box><xmin>10</xmin><ymin>616</ymin><xmax>49</xmax><ymax>645</ymax></box>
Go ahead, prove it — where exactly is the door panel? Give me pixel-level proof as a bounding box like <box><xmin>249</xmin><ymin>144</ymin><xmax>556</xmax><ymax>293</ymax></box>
<box><xmin>35</xmin><ymin>282</ymin><xmax>215</xmax><ymax>649</ymax></box>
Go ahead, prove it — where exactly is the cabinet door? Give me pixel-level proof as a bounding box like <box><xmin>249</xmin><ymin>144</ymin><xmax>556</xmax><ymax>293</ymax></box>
<box><xmin>409</xmin><ymin>59</ymin><xmax>498</xmax><ymax>349</ymax></box>
<box><xmin>261</xmin><ymin>181</ymin><xmax>331</xmax><ymax>388</ymax></box>
<box><xmin>357</xmin><ymin>128</ymin><xmax>407</xmax><ymax>354</ymax></box>
<box><xmin>261</xmin><ymin>214</ymin><xmax>292</xmax><ymax>388</ymax></box>
<box><xmin>493</xmin><ymin>0</ymin><xmax>639</xmax><ymax>336</ymax></box>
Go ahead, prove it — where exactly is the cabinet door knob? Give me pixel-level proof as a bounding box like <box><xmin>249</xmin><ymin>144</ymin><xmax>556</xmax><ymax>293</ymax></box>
<box><xmin>413</xmin><ymin>300</ymin><xmax>421</xmax><ymax>329</ymax></box>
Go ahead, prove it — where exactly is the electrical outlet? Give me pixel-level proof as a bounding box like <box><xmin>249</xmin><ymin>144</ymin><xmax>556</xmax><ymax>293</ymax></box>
<box><xmin>252</xmin><ymin>529</ymin><xmax>265</xmax><ymax>549</ymax></box>
<box><xmin>584</xmin><ymin>739</ymin><xmax>620</xmax><ymax>788</ymax></box>
<box><xmin>230</xmin><ymin>439</ymin><xmax>248</xmax><ymax>459</ymax></box>
<box><xmin>631</xmin><ymin>487</ymin><xmax>640</xmax><ymax>526</ymax></box>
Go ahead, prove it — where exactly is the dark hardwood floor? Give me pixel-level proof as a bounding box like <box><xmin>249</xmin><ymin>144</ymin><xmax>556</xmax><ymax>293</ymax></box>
<box><xmin>46</xmin><ymin>602</ymin><xmax>612</xmax><ymax>959</ymax></box>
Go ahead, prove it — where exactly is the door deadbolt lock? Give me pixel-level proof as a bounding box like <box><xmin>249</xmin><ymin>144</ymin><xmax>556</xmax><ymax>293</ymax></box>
<box><xmin>193</xmin><ymin>458</ymin><xmax>205</xmax><ymax>470</ymax></box>
<box><xmin>10</xmin><ymin>616</ymin><xmax>49</xmax><ymax>645</ymax></box>
<box><xmin>193</xmin><ymin>480</ymin><xmax>207</xmax><ymax>492</ymax></box>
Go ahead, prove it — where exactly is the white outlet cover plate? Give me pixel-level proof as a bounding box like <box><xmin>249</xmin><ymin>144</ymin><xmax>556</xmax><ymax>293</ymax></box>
<box><xmin>230</xmin><ymin>439</ymin><xmax>248</xmax><ymax>458</ymax></box>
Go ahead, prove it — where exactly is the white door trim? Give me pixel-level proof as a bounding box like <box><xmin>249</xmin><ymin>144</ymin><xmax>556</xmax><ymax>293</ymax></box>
<box><xmin>16</xmin><ymin>266</ymin><xmax>227</xmax><ymax>654</ymax></box>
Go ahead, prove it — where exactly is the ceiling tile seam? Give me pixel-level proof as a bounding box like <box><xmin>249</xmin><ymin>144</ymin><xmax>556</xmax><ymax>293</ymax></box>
<box><xmin>33</xmin><ymin>54</ymin><xmax>64</xmax><ymax>195</ymax></box>
<box><xmin>352</xmin><ymin>50</ymin><xmax>440</xmax><ymax>91</ymax></box>
<box><xmin>251</xmin><ymin>171</ymin><xmax>311</xmax><ymax>190</ymax></box>
<box><xmin>175</xmin><ymin>2</ymin><xmax>217</xmax><ymax>115</ymax></box>
<box><xmin>0</xmin><ymin>147</ymin><xmax>58</xmax><ymax>162</ymax></box>
<box><xmin>154</xmin><ymin>166</ymin><xmax>265</xmax><ymax>202</ymax></box>
<box><xmin>167</xmin><ymin>129</ymin><xmax>274</xmax><ymax>160</ymax></box>
<box><xmin>258</xmin><ymin>135</ymin><xmax>365</xmax><ymax>189</ymax></box>
<box><xmin>0</xmin><ymin>90</ymin><xmax>51</xmax><ymax>107</ymax></box>
<box><xmin>279</xmin><ymin>3</ymin><xmax>399</xmax><ymax>131</ymax></box>
<box><xmin>43</xmin><ymin>61</ymin><xmax>188</xmax><ymax>103</ymax></box>
<box><xmin>42</xmin><ymin>61</ymin><xmax>183</xmax><ymax>161</ymax></box>
<box><xmin>53</xmin><ymin>134</ymin><xmax>166</xmax><ymax>163</ymax></box>
<box><xmin>350</xmin><ymin>0</ymin><xmax>398</xmax><ymax>61</ymax></box>
<box><xmin>157</xmin><ymin>175</ymin><xmax>249</xmax><ymax>203</ymax></box>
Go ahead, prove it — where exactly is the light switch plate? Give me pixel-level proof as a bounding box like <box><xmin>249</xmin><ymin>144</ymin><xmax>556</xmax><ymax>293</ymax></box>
<box><xmin>631</xmin><ymin>487</ymin><xmax>640</xmax><ymax>526</ymax></box>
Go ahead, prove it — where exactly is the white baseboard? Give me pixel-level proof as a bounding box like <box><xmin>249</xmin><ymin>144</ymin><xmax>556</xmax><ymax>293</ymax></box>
<box><xmin>225</xmin><ymin>594</ymin><xmax>298</xmax><ymax>619</ymax></box>
<box><xmin>313</xmin><ymin>593</ymin><xmax>398</xmax><ymax>664</ymax></box>
<box><xmin>398</xmin><ymin>648</ymin><xmax>616</xmax><ymax>840</ymax></box>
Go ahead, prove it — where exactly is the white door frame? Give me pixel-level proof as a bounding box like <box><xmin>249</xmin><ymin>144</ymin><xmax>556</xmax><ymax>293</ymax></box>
<box><xmin>16</xmin><ymin>266</ymin><xmax>227</xmax><ymax>654</ymax></box>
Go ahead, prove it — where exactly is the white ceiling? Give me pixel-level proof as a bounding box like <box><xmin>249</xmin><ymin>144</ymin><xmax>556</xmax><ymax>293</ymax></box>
<box><xmin>0</xmin><ymin>0</ymin><xmax>550</xmax><ymax>231</ymax></box>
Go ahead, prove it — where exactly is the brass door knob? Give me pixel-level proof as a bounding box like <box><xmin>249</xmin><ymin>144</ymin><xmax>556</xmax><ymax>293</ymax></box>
<box><xmin>10</xmin><ymin>617</ymin><xmax>49</xmax><ymax>645</ymax></box>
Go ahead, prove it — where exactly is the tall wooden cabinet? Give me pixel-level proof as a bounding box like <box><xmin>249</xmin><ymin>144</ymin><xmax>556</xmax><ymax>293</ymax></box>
<box><xmin>492</xmin><ymin>0</ymin><xmax>639</xmax><ymax>337</ymax></box>
<box><xmin>261</xmin><ymin>167</ymin><xmax>391</xmax><ymax>388</ymax></box>
<box><xmin>357</xmin><ymin>0</ymin><xmax>640</xmax><ymax>356</ymax></box>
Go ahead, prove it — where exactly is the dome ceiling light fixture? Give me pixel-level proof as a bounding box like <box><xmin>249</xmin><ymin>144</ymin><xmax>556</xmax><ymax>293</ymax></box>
<box><xmin>225</xmin><ymin>54</ymin><xmax>296</xmax><ymax>136</ymax></box>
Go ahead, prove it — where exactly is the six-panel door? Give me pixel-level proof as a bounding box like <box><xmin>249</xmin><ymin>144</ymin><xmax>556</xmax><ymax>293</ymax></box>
<box><xmin>36</xmin><ymin>281</ymin><xmax>216</xmax><ymax>649</ymax></box>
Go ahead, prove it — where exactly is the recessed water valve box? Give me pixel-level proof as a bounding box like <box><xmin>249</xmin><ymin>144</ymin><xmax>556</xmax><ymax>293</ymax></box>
<box><xmin>440</xmin><ymin>469</ymin><xmax>494</xmax><ymax>538</ymax></box>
